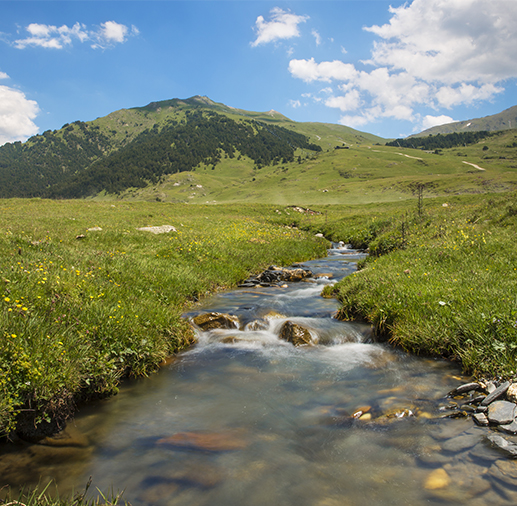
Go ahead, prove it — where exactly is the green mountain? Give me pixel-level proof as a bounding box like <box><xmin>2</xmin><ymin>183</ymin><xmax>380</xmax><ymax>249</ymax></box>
<box><xmin>0</xmin><ymin>96</ymin><xmax>382</xmax><ymax>199</ymax></box>
<box><xmin>412</xmin><ymin>105</ymin><xmax>517</xmax><ymax>137</ymax></box>
<box><xmin>1</xmin><ymin>96</ymin><xmax>516</xmax><ymax>205</ymax></box>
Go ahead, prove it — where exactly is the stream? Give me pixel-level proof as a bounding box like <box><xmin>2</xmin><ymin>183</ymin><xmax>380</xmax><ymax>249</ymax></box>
<box><xmin>2</xmin><ymin>245</ymin><xmax>517</xmax><ymax>505</ymax></box>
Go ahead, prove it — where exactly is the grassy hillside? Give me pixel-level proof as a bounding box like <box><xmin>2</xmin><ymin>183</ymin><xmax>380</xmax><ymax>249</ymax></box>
<box><xmin>0</xmin><ymin>96</ymin><xmax>381</xmax><ymax>199</ymax></box>
<box><xmin>114</xmin><ymin>128</ymin><xmax>517</xmax><ymax>205</ymax></box>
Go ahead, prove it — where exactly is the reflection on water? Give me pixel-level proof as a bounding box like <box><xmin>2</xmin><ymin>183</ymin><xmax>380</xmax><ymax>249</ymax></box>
<box><xmin>2</xmin><ymin>247</ymin><xmax>517</xmax><ymax>505</ymax></box>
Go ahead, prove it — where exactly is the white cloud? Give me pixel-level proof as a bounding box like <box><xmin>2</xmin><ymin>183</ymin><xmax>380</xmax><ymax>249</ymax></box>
<box><xmin>338</xmin><ymin>114</ymin><xmax>371</xmax><ymax>129</ymax></box>
<box><xmin>0</xmin><ymin>85</ymin><xmax>39</xmax><ymax>145</ymax></box>
<box><xmin>289</xmin><ymin>58</ymin><xmax>357</xmax><ymax>82</ymax></box>
<box><xmin>0</xmin><ymin>71</ymin><xmax>9</xmax><ymax>80</ymax></box>
<box><xmin>312</xmin><ymin>29</ymin><xmax>322</xmax><ymax>46</ymax></box>
<box><xmin>422</xmin><ymin>114</ymin><xmax>455</xmax><ymax>130</ymax></box>
<box><xmin>288</xmin><ymin>0</ymin><xmax>517</xmax><ymax>131</ymax></box>
<box><xmin>251</xmin><ymin>7</ymin><xmax>308</xmax><ymax>47</ymax></box>
<box><xmin>92</xmin><ymin>22</ymin><xmax>139</xmax><ymax>49</ymax></box>
<box><xmin>325</xmin><ymin>90</ymin><xmax>361</xmax><ymax>112</ymax></box>
<box><xmin>289</xmin><ymin>99</ymin><xmax>302</xmax><ymax>108</ymax></box>
<box><xmin>12</xmin><ymin>21</ymin><xmax>137</xmax><ymax>50</ymax></box>
<box><xmin>364</xmin><ymin>0</ymin><xmax>517</xmax><ymax>85</ymax></box>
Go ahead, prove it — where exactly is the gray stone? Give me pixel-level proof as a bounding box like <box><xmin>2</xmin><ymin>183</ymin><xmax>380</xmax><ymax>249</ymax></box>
<box><xmin>441</xmin><ymin>433</ymin><xmax>478</xmax><ymax>453</ymax></box>
<box><xmin>486</xmin><ymin>381</ymin><xmax>497</xmax><ymax>394</ymax></box>
<box><xmin>472</xmin><ymin>412</ymin><xmax>489</xmax><ymax>426</ymax></box>
<box><xmin>499</xmin><ymin>420</ymin><xmax>517</xmax><ymax>435</ymax></box>
<box><xmin>481</xmin><ymin>381</ymin><xmax>510</xmax><ymax>406</ymax></box>
<box><xmin>487</xmin><ymin>434</ymin><xmax>517</xmax><ymax>457</ymax></box>
<box><xmin>448</xmin><ymin>382</ymin><xmax>482</xmax><ymax>396</ymax></box>
<box><xmin>487</xmin><ymin>400</ymin><xmax>516</xmax><ymax>425</ymax></box>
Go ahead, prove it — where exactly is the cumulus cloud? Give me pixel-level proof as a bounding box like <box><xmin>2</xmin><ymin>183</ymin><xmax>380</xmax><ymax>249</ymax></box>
<box><xmin>0</xmin><ymin>85</ymin><xmax>39</xmax><ymax>145</ymax></box>
<box><xmin>12</xmin><ymin>21</ymin><xmax>138</xmax><ymax>50</ymax></box>
<box><xmin>422</xmin><ymin>114</ymin><xmax>455</xmax><ymax>130</ymax></box>
<box><xmin>251</xmin><ymin>7</ymin><xmax>308</xmax><ymax>47</ymax></box>
<box><xmin>288</xmin><ymin>0</ymin><xmax>517</xmax><ymax>130</ymax></box>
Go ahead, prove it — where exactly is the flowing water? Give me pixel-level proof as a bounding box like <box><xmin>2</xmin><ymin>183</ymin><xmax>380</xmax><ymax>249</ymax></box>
<box><xmin>2</xmin><ymin>246</ymin><xmax>517</xmax><ymax>505</ymax></box>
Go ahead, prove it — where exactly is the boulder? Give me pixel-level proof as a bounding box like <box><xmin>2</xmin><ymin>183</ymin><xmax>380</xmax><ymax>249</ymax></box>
<box><xmin>279</xmin><ymin>321</ymin><xmax>316</xmax><ymax>346</ymax></box>
<box><xmin>192</xmin><ymin>312</ymin><xmax>239</xmax><ymax>331</ymax></box>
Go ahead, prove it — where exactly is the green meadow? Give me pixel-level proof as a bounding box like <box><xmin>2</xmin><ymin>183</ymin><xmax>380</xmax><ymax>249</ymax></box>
<box><xmin>1</xmin><ymin>127</ymin><xmax>517</xmax><ymax>441</ymax></box>
<box><xmin>112</xmin><ymin>128</ymin><xmax>517</xmax><ymax>206</ymax></box>
<box><xmin>0</xmin><ymin>200</ymin><xmax>327</xmax><ymax>438</ymax></box>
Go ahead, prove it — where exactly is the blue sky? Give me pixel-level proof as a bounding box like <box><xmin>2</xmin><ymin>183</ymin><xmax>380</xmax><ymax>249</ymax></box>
<box><xmin>1</xmin><ymin>0</ymin><xmax>516</xmax><ymax>145</ymax></box>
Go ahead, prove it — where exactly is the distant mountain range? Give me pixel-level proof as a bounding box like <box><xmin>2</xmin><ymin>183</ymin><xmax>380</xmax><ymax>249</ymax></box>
<box><xmin>412</xmin><ymin>105</ymin><xmax>517</xmax><ymax>137</ymax></box>
<box><xmin>0</xmin><ymin>96</ymin><xmax>382</xmax><ymax>199</ymax></box>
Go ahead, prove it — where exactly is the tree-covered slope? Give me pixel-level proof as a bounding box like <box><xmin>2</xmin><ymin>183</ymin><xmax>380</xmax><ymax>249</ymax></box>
<box><xmin>49</xmin><ymin>110</ymin><xmax>321</xmax><ymax>198</ymax></box>
<box><xmin>1</xmin><ymin>95</ymin><xmax>377</xmax><ymax>199</ymax></box>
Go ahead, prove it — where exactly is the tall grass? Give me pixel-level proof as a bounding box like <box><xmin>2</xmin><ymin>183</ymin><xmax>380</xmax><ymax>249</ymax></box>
<box><xmin>0</xmin><ymin>199</ymin><xmax>327</xmax><ymax>437</ymax></box>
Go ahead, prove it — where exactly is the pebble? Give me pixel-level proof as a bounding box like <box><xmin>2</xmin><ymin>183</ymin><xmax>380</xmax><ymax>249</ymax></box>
<box><xmin>472</xmin><ymin>412</ymin><xmax>489</xmax><ymax>426</ymax></box>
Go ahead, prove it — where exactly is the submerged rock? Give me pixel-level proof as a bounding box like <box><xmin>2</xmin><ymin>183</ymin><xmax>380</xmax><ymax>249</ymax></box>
<box><xmin>156</xmin><ymin>430</ymin><xmax>247</xmax><ymax>452</ymax></box>
<box><xmin>192</xmin><ymin>312</ymin><xmax>239</xmax><ymax>331</ymax></box>
<box><xmin>424</xmin><ymin>468</ymin><xmax>451</xmax><ymax>490</ymax></box>
<box><xmin>278</xmin><ymin>321</ymin><xmax>316</xmax><ymax>346</ymax></box>
<box><xmin>487</xmin><ymin>434</ymin><xmax>517</xmax><ymax>458</ymax></box>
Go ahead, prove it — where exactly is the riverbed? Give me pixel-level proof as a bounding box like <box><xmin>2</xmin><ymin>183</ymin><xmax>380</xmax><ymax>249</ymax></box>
<box><xmin>1</xmin><ymin>246</ymin><xmax>516</xmax><ymax>505</ymax></box>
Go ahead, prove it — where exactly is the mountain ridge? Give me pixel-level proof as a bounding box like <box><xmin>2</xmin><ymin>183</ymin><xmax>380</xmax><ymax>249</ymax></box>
<box><xmin>412</xmin><ymin>105</ymin><xmax>517</xmax><ymax>137</ymax></box>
